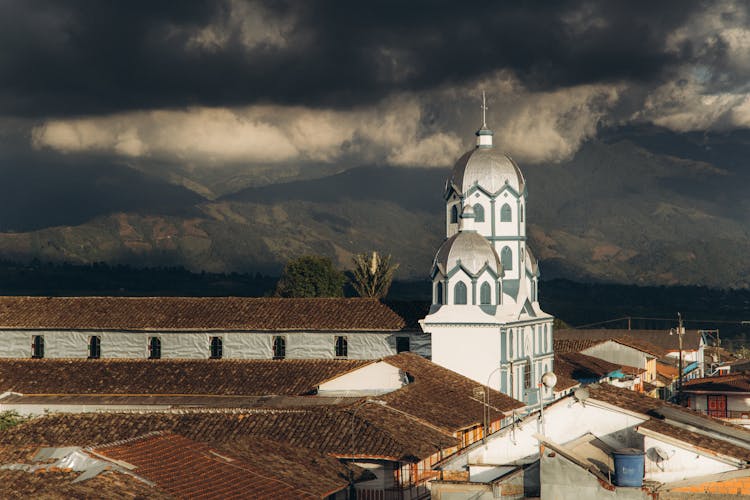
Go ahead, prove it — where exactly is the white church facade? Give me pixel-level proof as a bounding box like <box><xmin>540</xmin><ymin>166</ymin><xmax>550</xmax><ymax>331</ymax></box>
<box><xmin>420</xmin><ymin>119</ymin><xmax>555</xmax><ymax>406</ymax></box>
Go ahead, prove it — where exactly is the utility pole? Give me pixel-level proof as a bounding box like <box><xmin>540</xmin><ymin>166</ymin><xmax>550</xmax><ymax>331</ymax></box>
<box><xmin>677</xmin><ymin>312</ymin><xmax>685</xmax><ymax>399</ymax></box>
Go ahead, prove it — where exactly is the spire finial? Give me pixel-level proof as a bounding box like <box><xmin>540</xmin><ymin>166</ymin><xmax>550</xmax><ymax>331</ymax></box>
<box><xmin>481</xmin><ymin>90</ymin><xmax>488</xmax><ymax>128</ymax></box>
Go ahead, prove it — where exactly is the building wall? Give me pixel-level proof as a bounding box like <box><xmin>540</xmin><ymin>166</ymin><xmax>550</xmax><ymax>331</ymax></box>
<box><xmin>0</xmin><ymin>330</ymin><xmax>431</xmax><ymax>360</ymax></box>
<box><xmin>431</xmin><ymin>326</ymin><xmax>502</xmax><ymax>389</ymax></box>
<box><xmin>643</xmin><ymin>435</ymin><xmax>734</xmax><ymax>483</ymax></box>
<box><xmin>441</xmin><ymin>399</ymin><xmax>646</xmax><ymax>471</ymax></box>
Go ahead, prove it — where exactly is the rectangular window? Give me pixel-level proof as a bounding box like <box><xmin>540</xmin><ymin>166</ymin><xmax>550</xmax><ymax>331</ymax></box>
<box><xmin>524</xmin><ymin>363</ymin><xmax>532</xmax><ymax>390</ymax></box>
<box><xmin>210</xmin><ymin>336</ymin><xmax>223</xmax><ymax>359</ymax></box>
<box><xmin>88</xmin><ymin>336</ymin><xmax>101</xmax><ymax>359</ymax></box>
<box><xmin>396</xmin><ymin>337</ymin><xmax>410</xmax><ymax>353</ymax></box>
<box><xmin>335</xmin><ymin>336</ymin><xmax>348</xmax><ymax>358</ymax></box>
<box><xmin>31</xmin><ymin>335</ymin><xmax>44</xmax><ymax>359</ymax></box>
<box><xmin>273</xmin><ymin>336</ymin><xmax>286</xmax><ymax>359</ymax></box>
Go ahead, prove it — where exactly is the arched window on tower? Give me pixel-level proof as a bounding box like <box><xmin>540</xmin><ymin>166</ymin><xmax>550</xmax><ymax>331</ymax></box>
<box><xmin>436</xmin><ymin>282</ymin><xmax>444</xmax><ymax>304</ymax></box>
<box><xmin>501</xmin><ymin>246</ymin><xmax>513</xmax><ymax>270</ymax></box>
<box><xmin>520</xmin><ymin>205</ymin><xmax>524</xmax><ymax>222</ymax></box>
<box><xmin>473</xmin><ymin>204</ymin><xmax>485</xmax><ymax>222</ymax></box>
<box><xmin>450</xmin><ymin>205</ymin><xmax>459</xmax><ymax>224</ymax></box>
<box><xmin>500</xmin><ymin>203</ymin><xmax>512</xmax><ymax>222</ymax></box>
<box><xmin>454</xmin><ymin>282</ymin><xmax>467</xmax><ymax>304</ymax></box>
<box><xmin>480</xmin><ymin>282</ymin><xmax>491</xmax><ymax>305</ymax></box>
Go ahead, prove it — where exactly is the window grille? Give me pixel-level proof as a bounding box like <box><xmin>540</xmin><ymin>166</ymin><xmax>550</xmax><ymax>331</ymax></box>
<box><xmin>500</xmin><ymin>203</ymin><xmax>512</xmax><ymax>222</ymax></box>
<box><xmin>454</xmin><ymin>282</ymin><xmax>468</xmax><ymax>304</ymax></box>
<box><xmin>524</xmin><ymin>363</ymin><xmax>532</xmax><ymax>389</ymax></box>
<box><xmin>210</xmin><ymin>336</ymin><xmax>223</xmax><ymax>359</ymax></box>
<box><xmin>480</xmin><ymin>282</ymin><xmax>491</xmax><ymax>305</ymax></box>
<box><xmin>273</xmin><ymin>336</ymin><xmax>286</xmax><ymax>359</ymax></box>
<box><xmin>335</xmin><ymin>336</ymin><xmax>348</xmax><ymax>358</ymax></box>
<box><xmin>31</xmin><ymin>335</ymin><xmax>44</xmax><ymax>359</ymax></box>
<box><xmin>473</xmin><ymin>204</ymin><xmax>485</xmax><ymax>222</ymax></box>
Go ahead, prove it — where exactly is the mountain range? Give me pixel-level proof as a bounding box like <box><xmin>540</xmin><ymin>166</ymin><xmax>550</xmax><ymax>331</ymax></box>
<box><xmin>2</xmin><ymin>126</ymin><xmax>749</xmax><ymax>288</ymax></box>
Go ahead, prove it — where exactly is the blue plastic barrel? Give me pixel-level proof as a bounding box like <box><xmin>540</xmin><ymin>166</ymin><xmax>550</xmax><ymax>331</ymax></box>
<box><xmin>613</xmin><ymin>448</ymin><xmax>645</xmax><ymax>487</ymax></box>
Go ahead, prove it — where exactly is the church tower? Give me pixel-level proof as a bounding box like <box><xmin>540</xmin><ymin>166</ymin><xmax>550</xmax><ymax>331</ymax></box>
<box><xmin>421</xmin><ymin>96</ymin><xmax>554</xmax><ymax>406</ymax></box>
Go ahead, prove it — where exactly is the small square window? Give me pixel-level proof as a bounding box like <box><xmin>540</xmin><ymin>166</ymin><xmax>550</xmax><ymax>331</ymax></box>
<box><xmin>396</xmin><ymin>337</ymin><xmax>410</xmax><ymax>353</ymax></box>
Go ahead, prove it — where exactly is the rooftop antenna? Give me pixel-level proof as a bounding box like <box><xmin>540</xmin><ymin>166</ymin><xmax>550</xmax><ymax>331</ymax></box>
<box><xmin>481</xmin><ymin>90</ymin><xmax>488</xmax><ymax>128</ymax></box>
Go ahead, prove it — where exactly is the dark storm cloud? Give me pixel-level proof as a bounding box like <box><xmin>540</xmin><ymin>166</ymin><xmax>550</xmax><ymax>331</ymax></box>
<box><xmin>0</xmin><ymin>0</ymin><xmax>710</xmax><ymax>117</ymax></box>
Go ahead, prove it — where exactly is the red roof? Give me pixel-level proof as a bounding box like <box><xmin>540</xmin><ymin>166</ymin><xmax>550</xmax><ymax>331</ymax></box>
<box><xmin>93</xmin><ymin>432</ymin><xmax>333</xmax><ymax>499</ymax></box>
<box><xmin>682</xmin><ymin>374</ymin><xmax>750</xmax><ymax>393</ymax></box>
<box><xmin>0</xmin><ymin>296</ymin><xmax>406</xmax><ymax>331</ymax></box>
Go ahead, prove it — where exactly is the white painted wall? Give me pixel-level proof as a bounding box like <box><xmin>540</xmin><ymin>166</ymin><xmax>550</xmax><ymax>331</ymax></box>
<box><xmin>318</xmin><ymin>361</ymin><xmax>405</xmax><ymax>395</ymax></box>
<box><xmin>0</xmin><ymin>330</ymin><xmax>431</xmax><ymax>360</ymax></box>
<box><xmin>643</xmin><ymin>434</ymin><xmax>734</xmax><ymax>483</ymax></box>
<box><xmin>431</xmin><ymin>326</ymin><xmax>502</xmax><ymax>388</ymax></box>
<box><xmin>442</xmin><ymin>399</ymin><xmax>647</xmax><ymax>470</ymax></box>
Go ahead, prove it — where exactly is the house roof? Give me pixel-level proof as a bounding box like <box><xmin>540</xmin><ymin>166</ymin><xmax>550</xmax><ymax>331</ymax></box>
<box><xmin>0</xmin><ymin>407</ymin><xmax>455</xmax><ymax>462</ymax></box>
<box><xmin>556</xmin><ymin>329</ymin><xmax>701</xmax><ymax>352</ymax></box>
<box><xmin>553</xmin><ymin>338</ymin><xmax>607</xmax><ymax>354</ymax></box>
<box><xmin>380</xmin><ymin>353</ymin><xmax>525</xmax><ymax>431</ymax></box>
<box><xmin>0</xmin><ymin>358</ymin><xmax>370</xmax><ymax>395</ymax></box>
<box><xmin>682</xmin><ymin>374</ymin><xmax>750</xmax><ymax>393</ymax></box>
<box><xmin>92</xmin><ymin>432</ymin><xmax>354</xmax><ymax>499</ymax></box>
<box><xmin>554</xmin><ymin>336</ymin><xmax>666</xmax><ymax>358</ymax></box>
<box><xmin>0</xmin><ymin>353</ymin><xmax>525</xmax><ymax>436</ymax></box>
<box><xmin>638</xmin><ymin>418</ymin><xmax>750</xmax><ymax>463</ymax></box>
<box><xmin>554</xmin><ymin>352</ymin><xmax>622</xmax><ymax>381</ymax></box>
<box><xmin>0</xmin><ymin>296</ymin><xmax>406</xmax><ymax>331</ymax></box>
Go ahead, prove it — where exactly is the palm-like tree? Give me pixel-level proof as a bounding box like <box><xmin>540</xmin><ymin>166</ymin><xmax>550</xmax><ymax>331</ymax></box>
<box><xmin>351</xmin><ymin>252</ymin><xmax>399</xmax><ymax>299</ymax></box>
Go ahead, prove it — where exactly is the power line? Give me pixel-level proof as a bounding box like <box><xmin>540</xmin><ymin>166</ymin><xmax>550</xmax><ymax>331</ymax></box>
<box><xmin>571</xmin><ymin>316</ymin><xmax>750</xmax><ymax>329</ymax></box>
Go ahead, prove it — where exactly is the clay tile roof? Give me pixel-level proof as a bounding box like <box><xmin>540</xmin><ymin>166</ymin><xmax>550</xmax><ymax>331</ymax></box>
<box><xmin>0</xmin><ymin>407</ymin><xmax>455</xmax><ymax>462</ymax></box>
<box><xmin>93</xmin><ymin>432</ymin><xmax>347</xmax><ymax>499</ymax></box>
<box><xmin>0</xmin><ymin>470</ymin><xmax>170</xmax><ymax>499</ymax></box>
<box><xmin>381</xmin><ymin>353</ymin><xmax>525</xmax><ymax>431</ymax></box>
<box><xmin>553</xmin><ymin>338</ymin><xmax>606</xmax><ymax>354</ymax></box>
<box><xmin>0</xmin><ymin>297</ymin><xmax>406</xmax><ymax>331</ymax></box>
<box><xmin>555</xmin><ymin>329</ymin><xmax>702</xmax><ymax>352</ymax></box>
<box><xmin>638</xmin><ymin>419</ymin><xmax>750</xmax><ymax>463</ymax></box>
<box><xmin>554</xmin><ymin>352</ymin><xmax>621</xmax><ymax>380</ymax></box>
<box><xmin>0</xmin><ymin>358</ymin><xmax>371</xmax><ymax>395</ymax></box>
<box><xmin>682</xmin><ymin>374</ymin><xmax>750</xmax><ymax>393</ymax></box>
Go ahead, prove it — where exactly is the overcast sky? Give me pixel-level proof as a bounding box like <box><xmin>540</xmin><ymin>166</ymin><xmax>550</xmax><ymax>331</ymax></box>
<box><xmin>4</xmin><ymin>0</ymin><xmax>750</xmax><ymax>169</ymax></box>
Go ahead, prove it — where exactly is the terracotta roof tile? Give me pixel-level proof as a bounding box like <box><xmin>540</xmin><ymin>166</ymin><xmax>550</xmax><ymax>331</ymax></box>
<box><xmin>553</xmin><ymin>338</ymin><xmax>606</xmax><ymax>354</ymax></box>
<box><xmin>381</xmin><ymin>353</ymin><xmax>525</xmax><ymax>431</ymax></box>
<box><xmin>555</xmin><ymin>334</ymin><xmax>667</xmax><ymax>358</ymax></box>
<box><xmin>0</xmin><ymin>467</ymin><xmax>169</xmax><ymax>499</ymax></box>
<box><xmin>0</xmin><ymin>297</ymin><xmax>405</xmax><ymax>331</ymax></box>
<box><xmin>556</xmin><ymin>329</ymin><xmax>702</xmax><ymax>352</ymax></box>
<box><xmin>0</xmin><ymin>359</ymin><xmax>369</xmax><ymax>395</ymax></box>
<box><xmin>94</xmin><ymin>432</ymin><xmax>341</xmax><ymax>499</ymax></box>
<box><xmin>0</xmin><ymin>406</ymin><xmax>456</xmax><ymax>462</ymax></box>
<box><xmin>638</xmin><ymin>419</ymin><xmax>750</xmax><ymax>463</ymax></box>
<box><xmin>554</xmin><ymin>352</ymin><xmax>622</xmax><ymax>380</ymax></box>
<box><xmin>683</xmin><ymin>374</ymin><xmax>750</xmax><ymax>393</ymax></box>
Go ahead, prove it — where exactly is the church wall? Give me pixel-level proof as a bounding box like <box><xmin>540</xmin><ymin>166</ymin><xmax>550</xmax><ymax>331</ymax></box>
<box><xmin>431</xmin><ymin>327</ymin><xmax>502</xmax><ymax>388</ymax></box>
<box><xmin>0</xmin><ymin>330</ymin><xmax>430</xmax><ymax>360</ymax></box>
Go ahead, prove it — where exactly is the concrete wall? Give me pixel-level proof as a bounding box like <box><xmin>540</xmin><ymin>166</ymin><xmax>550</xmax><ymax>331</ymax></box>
<box><xmin>643</xmin><ymin>435</ymin><xmax>735</xmax><ymax>483</ymax></box>
<box><xmin>0</xmin><ymin>330</ymin><xmax>431</xmax><ymax>360</ymax></box>
<box><xmin>540</xmin><ymin>448</ymin><xmax>650</xmax><ymax>500</ymax></box>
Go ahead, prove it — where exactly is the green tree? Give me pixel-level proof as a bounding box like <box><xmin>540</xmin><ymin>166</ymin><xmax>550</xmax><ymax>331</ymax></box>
<box><xmin>275</xmin><ymin>255</ymin><xmax>347</xmax><ymax>297</ymax></box>
<box><xmin>351</xmin><ymin>251</ymin><xmax>399</xmax><ymax>299</ymax></box>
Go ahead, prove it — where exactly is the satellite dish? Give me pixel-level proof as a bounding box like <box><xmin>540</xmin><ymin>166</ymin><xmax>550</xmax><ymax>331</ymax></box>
<box><xmin>542</xmin><ymin>372</ymin><xmax>557</xmax><ymax>389</ymax></box>
<box><xmin>574</xmin><ymin>387</ymin><xmax>590</xmax><ymax>403</ymax></box>
<box><xmin>654</xmin><ymin>446</ymin><xmax>671</xmax><ymax>461</ymax></box>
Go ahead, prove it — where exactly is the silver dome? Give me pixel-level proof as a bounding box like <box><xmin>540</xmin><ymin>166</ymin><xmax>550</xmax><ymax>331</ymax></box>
<box><xmin>434</xmin><ymin>231</ymin><xmax>501</xmax><ymax>276</ymax></box>
<box><xmin>446</xmin><ymin>147</ymin><xmax>525</xmax><ymax>196</ymax></box>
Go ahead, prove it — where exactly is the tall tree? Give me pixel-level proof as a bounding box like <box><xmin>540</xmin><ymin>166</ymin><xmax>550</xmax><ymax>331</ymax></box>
<box><xmin>351</xmin><ymin>251</ymin><xmax>399</xmax><ymax>299</ymax></box>
<box><xmin>275</xmin><ymin>255</ymin><xmax>347</xmax><ymax>298</ymax></box>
